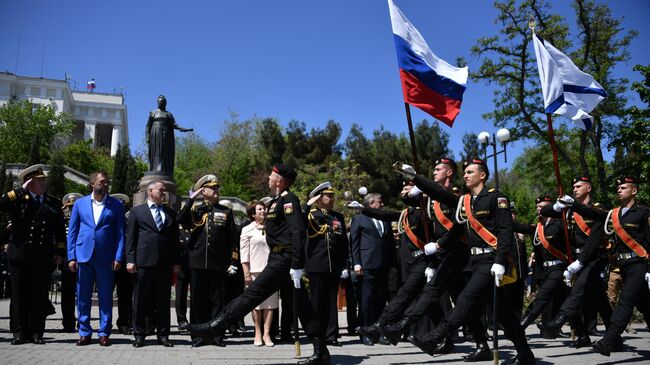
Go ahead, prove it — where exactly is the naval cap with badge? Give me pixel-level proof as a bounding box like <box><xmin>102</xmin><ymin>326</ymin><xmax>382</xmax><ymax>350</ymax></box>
<box><xmin>435</xmin><ymin>156</ymin><xmax>457</xmax><ymax>173</ymax></box>
<box><xmin>18</xmin><ymin>164</ymin><xmax>47</xmax><ymax>183</ymax></box>
<box><xmin>572</xmin><ymin>175</ymin><xmax>592</xmax><ymax>185</ymax></box>
<box><xmin>535</xmin><ymin>195</ymin><xmax>553</xmax><ymax>204</ymax></box>
<box><xmin>62</xmin><ymin>192</ymin><xmax>84</xmax><ymax>207</ymax></box>
<box><xmin>307</xmin><ymin>181</ymin><xmax>335</xmax><ymax>206</ymax></box>
<box><xmin>111</xmin><ymin>193</ymin><xmax>130</xmax><ymax>205</ymax></box>
<box><xmin>194</xmin><ymin>174</ymin><xmax>220</xmax><ymax>193</ymax></box>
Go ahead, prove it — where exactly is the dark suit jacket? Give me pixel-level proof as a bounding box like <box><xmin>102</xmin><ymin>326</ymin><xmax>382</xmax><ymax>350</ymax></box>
<box><xmin>350</xmin><ymin>214</ymin><xmax>393</xmax><ymax>270</ymax></box>
<box><xmin>126</xmin><ymin>203</ymin><xmax>180</xmax><ymax>268</ymax></box>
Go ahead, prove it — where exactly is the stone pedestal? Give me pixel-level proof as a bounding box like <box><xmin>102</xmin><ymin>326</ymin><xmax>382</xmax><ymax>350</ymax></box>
<box><xmin>133</xmin><ymin>172</ymin><xmax>180</xmax><ymax>211</ymax></box>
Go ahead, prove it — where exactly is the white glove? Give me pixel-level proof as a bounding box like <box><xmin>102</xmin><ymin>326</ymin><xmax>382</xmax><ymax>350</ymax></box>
<box><xmin>424</xmin><ymin>267</ymin><xmax>436</xmax><ymax>283</ymax></box>
<box><xmin>563</xmin><ymin>270</ymin><xmax>573</xmax><ymax>287</ymax></box>
<box><xmin>354</xmin><ymin>264</ymin><xmax>362</xmax><ymax>272</ymax></box>
<box><xmin>408</xmin><ymin>185</ymin><xmax>423</xmax><ymax>197</ymax></box>
<box><xmin>558</xmin><ymin>194</ymin><xmax>574</xmax><ymax>207</ymax></box>
<box><xmin>567</xmin><ymin>260</ymin><xmax>583</xmax><ymax>274</ymax></box>
<box><xmin>393</xmin><ymin>162</ymin><xmax>416</xmax><ymax>179</ymax></box>
<box><xmin>289</xmin><ymin>268</ymin><xmax>303</xmax><ymax>289</ymax></box>
<box><xmin>226</xmin><ymin>265</ymin><xmax>238</xmax><ymax>276</ymax></box>
<box><xmin>645</xmin><ymin>273</ymin><xmax>650</xmax><ymax>290</ymax></box>
<box><xmin>553</xmin><ymin>201</ymin><xmax>567</xmax><ymax>212</ymax></box>
<box><xmin>424</xmin><ymin>242</ymin><xmax>439</xmax><ymax>256</ymax></box>
<box><xmin>340</xmin><ymin>269</ymin><xmax>349</xmax><ymax>280</ymax></box>
<box><xmin>347</xmin><ymin>201</ymin><xmax>364</xmax><ymax>209</ymax></box>
<box><xmin>491</xmin><ymin>263</ymin><xmax>506</xmax><ymax>287</ymax></box>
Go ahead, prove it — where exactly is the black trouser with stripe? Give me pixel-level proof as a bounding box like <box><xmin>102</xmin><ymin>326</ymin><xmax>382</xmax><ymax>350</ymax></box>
<box><xmin>557</xmin><ymin>257</ymin><xmax>612</xmax><ymax>332</ymax></box>
<box><xmin>308</xmin><ymin>272</ymin><xmax>340</xmax><ymax>342</ymax></box>
<box><xmin>220</xmin><ymin>251</ymin><xmax>323</xmax><ymax>339</ymax></box>
<box><xmin>524</xmin><ymin>264</ymin><xmax>567</xmax><ymax>322</ymax></box>
<box><xmin>602</xmin><ymin>258</ymin><xmax>650</xmax><ymax>340</ymax></box>
<box><xmin>432</xmin><ymin>254</ymin><xmax>531</xmax><ymax>354</ymax></box>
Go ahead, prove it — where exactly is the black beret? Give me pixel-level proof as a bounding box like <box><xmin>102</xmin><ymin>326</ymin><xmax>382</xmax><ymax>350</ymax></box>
<box><xmin>273</xmin><ymin>163</ymin><xmax>297</xmax><ymax>180</ymax></box>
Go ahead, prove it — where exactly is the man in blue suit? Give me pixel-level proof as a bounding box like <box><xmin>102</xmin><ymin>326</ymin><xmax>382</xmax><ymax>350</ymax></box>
<box><xmin>350</xmin><ymin>193</ymin><xmax>395</xmax><ymax>346</ymax></box>
<box><xmin>67</xmin><ymin>171</ymin><xmax>126</xmax><ymax>347</ymax></box>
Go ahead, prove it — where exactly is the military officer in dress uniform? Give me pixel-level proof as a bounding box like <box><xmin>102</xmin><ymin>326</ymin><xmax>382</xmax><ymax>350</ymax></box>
<box><xmin>304</xmin><ymin>182</ymin><xmax>349</xmax><ymax>347</ymax></box>
<box><xmin>179</xmin><ymin>174</ymin><xmax>238</xmax><ymax>347</ymax></box>
<box><xmin>0</xmin><ymin>164</ymin><xmax>66</xmax><ymax>345</ymax></box>
<box><xmin>60</xmin><ymin>193</ymin><xmax>83</xmax><ymax>333</ymax></box>
<box><xmin>188</xmin><ymin>163</ymin><xmax>331</xmax><ymax>365</ymax></box>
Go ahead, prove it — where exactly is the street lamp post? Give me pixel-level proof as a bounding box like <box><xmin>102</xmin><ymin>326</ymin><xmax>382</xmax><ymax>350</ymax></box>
<box><xmin>477</xmin><ymin>128</ymin><xmax>511</xmax><ymax>191</ymax></box>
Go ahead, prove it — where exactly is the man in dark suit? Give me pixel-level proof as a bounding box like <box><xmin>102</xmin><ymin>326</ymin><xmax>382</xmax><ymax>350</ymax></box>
<box><xmin>67</xmin><ymin>172</ymin><xmax>126</xmax><ymax>347</ymax></box>
<box><xmin>0</xmin><ymin>164</ymin><xmax>66</xmax><ymax>345</ymax></box>
<box><xmin>126</xmin><ymin>180</ymin><xmax>180</xmax><ymax>348</ymax></box>
<box><xmin>350</xmin><ymin>193</ymin><xmax>393</xmax><ymax>346</ymax></box>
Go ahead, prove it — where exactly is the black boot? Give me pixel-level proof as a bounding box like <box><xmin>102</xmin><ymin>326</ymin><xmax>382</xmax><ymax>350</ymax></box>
<box><xmin>411</xmin><ymin>332</ymin><xmax>441</xmax><ymax>356</ymax></box>
<box><xmin>357</xmin><ymin>318</ymin><xmax>385</xmax><ymax>344</ymax></box>
<box><xmin>520</xmin><ymin>312</ymin><xmax>536</xmax><ymax>330</ymax></box>
<box><xmin>462</xmin><ymin>342</ymin><xmax>491</xmax><ymax>362</ymax></box>
<box><xmin>538</xmin><ymin>313</ymin><xmax>567</xmax><ymax>339</ymax></box>
<box><xmin>503</xmin><ymin>342</ymin><xmax>535</xmax><ymax>365</ymax></box>
<box><xmin>435</xmin><ymin>336</ymin><xmax>455</xmax><ymax>355</ymax></box>
<box><xmin>571</xmin><ymin>335</ymin><xmax>591</xmax><ymax>348</ymax></box>
<box><xmin>379</xmin><ymin>317</ymin><xmax>410</xmax><ymax>346</ymax></box>
<box><xmin>187</xmin><ymin>312</ymin><xmax>228</xmax><ymax>343</ymax></box>
<box><xmin>592</xmin><ymin>331</ymin><xmax>619</xmax><ymax>357</ymax></box>
<box><xmin>297</xmin><ymin>337</ymin><xmax>331</xmax><ymax>365</ymax></box>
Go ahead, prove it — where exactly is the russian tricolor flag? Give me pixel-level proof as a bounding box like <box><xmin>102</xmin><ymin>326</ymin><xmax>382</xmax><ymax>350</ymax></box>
<box><xmin>388</xmin><ymin>0</ymin><xmax>468</xmax><ymax>127</ymax></box>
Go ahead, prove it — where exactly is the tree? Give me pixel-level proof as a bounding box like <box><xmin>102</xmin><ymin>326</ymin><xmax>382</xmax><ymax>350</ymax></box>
<box><xmin>48</xmin><ymin>152</ymin><xmax>66</xmax><ymax>199</ymax></box>
<box><xmin>61</xmin><ymin>140</ymin><xmax>114</xmax><ymax>175</ymax></box>
<box><xmin>174</xmin><ymin>133</ymin><xmax>214</xmax><ymax>196</ymax></box>
<box><xmin>414</xmin><ymin>119</ymin><xmax>451</xmax><ymax>176</ymax></box>
<box><xmin>461</xmin><ymin>132</ymin><xmax>481</xmax><ymax>160</ymax></box>
<box><xmin>0</xmin><ymin>100</ymin><xmax>73</xmax><ymax>164</ymax></box>
<box><xmin>112</xmin><ymin>144</ymin><xmax>142</xmax><ymax>196</ymax></box>
<box><xmin>609</xmin><ymin>64</ymin><xmax>650</xmax><ymax>203</ymax></box>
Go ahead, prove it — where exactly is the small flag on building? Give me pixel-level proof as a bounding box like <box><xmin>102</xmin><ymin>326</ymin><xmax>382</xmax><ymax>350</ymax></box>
<box><xmin>87</xmin><ymin>78</ymin><xmax>96</xmax><ymax>92</ymax></box>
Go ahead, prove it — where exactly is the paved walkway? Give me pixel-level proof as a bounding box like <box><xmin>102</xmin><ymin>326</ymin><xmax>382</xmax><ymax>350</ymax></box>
<box><xmin>0</xmin><ymin>298</ymin><xmax>648</xmax><ymax>364</ymax></box>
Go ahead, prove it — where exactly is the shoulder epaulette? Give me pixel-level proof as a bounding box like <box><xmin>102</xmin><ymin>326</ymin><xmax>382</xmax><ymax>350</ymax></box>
<box><xmin>593</xmin><ymin>202</ymin><xmax>601</xmax><ymax>207</ymax></box>
<box><xmin>281</xmin><ymin>191</ymin><xmax>288</xmax><ymax>197</ymax></box>
<box><xmin>488</xmin><ymin>188</ymin><xmax>496</xmax><ymax>193</ymax></box>
<box><xmin>7</xmin><ymin>190</ymin><xmax>17</xmax><ymax>201</ymax></box>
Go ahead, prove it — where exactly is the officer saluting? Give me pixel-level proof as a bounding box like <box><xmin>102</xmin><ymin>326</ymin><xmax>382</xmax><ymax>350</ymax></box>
<box><xmin>188</xmin><ymin>163</ymin><xmax>331</xmax><ymax>365</ymax></box>
<box><xmin>179</xmin><ymin>174</ymin><xmax>238</xmax><ymax>347</ymax></box>
<box><xmin>0</xmin><ymin>164</ymin><xmax>66</xmax><ymax>345</ymax></box>
<box><xmin>304</xmin><ymin>182</ymin><xmax>349</xmax><ymax>347</ymax></box>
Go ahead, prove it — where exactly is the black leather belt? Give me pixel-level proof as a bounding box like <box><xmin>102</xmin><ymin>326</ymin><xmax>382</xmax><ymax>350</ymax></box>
<box><xmin>271</xmin><ymin>244</ymin><xmax>292</xmax><ymax>253</ymax></box>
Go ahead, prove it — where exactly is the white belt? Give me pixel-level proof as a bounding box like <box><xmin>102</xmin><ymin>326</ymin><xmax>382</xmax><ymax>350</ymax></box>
<box><xmin>470</xmin><ymin>247</ymin><xmax>495</xmax><ymax>255</ymax></box>
<box><xmin>411</xmin><ymin>249</ymin><xmax>424</xmax><ymax>257</ymax></box>
<box><xmin>543</xmin><ymin>260</ymin><xmax>562</xmax><ymax>267</ymax></box>
<box><xmin>616</xmin><ymin>252</ymin><xmax>638</xmax><ymax>261</ymax></box>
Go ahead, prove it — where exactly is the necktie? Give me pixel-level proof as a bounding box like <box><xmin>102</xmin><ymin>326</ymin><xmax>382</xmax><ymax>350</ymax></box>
<box><xmin>374</xmin><ymin>218</ymin><xmax>383</xmax><ymax>236</ymax></box>
<box><xmin>35</xmin><ymin>195</ymin><xmax>42</xmax><ymax>206</ymax></box>
<box><xmin>154</xmin><ymin>205</ymin><xmax>163</xmax><ymax>230</ymax></box>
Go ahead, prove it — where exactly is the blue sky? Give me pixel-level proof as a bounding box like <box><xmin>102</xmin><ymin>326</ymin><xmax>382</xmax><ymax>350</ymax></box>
<box><xmin>1</xmin><ymin>0</ymin><xmax>648</xmax><ymax>168</ymax></box>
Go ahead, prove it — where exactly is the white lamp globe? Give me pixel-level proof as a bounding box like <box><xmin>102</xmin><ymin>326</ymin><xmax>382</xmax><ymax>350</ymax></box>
<box><xmin>477</xmin><ymin>131</ymin><xmax>490</xmax><ymax>145</ymax></box>
<box><xmin>496</xmin><ymin>128</ymin><xmax>511</xmax><ymax>143</ymax></box>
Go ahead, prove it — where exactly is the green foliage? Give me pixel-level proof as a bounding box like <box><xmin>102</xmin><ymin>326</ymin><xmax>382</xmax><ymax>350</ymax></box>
<box><xmin>608</xmin><ymin>64</ymin><xmax>650</xmax><ymax>203</ymax></box>
<box><xmin>0</xmin><ymin>100</ymin><xmax>74</xmax><ymax>164</ymax></box>
<box><xmin>112</xmin><ymin>144</ymin><xmax>142</xmax><ymax>196</ymax></box>
<box><xmin>174</xmin><ymin>133</ymin><xmax>214</xmax><ymax>196</ymax></box>
<box><xmin>60</xmin><ymin>139</ymin><xmax>113</xmax><ymax>175</ymax></box>
<box><xmin>48</xmin><ymin>152</ymin><xmax>66</xmax><ymax>199</ymax></box>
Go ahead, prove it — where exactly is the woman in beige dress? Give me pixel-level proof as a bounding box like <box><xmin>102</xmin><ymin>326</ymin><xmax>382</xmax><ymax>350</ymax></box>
<box><xmin>240</xmin><ymin>201</ymin><xmax>279</xmax><ymax>347</ymax></box>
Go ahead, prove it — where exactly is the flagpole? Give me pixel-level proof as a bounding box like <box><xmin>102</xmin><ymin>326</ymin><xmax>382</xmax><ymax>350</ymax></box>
<box><xmin>404</xmin><ymin>103</ymin><xmax>420</xmax><ymax>172</ymax></box>
<box><xmin>546</xmin><ymin>113</ymin><xmax>573</xmax><ymax>263</ymax></box>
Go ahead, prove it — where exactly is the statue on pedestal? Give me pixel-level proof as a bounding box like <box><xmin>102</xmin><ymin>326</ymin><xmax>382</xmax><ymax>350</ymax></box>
<box><xmin>146</xmin><ymin>95</ymin><xmax>193</xmax><ymax>177</ymax></box>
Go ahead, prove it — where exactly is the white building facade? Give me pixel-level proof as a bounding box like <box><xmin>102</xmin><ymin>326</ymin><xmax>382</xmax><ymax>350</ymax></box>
<box><xmin>0</xmin><ymin>72</ymin><xmax>128</xmax><ymax>156</ymax></box>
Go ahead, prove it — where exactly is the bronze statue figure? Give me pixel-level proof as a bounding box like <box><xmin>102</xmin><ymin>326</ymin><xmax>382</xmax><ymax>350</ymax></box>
<box><xmin>146</xmin><ymin>95</ymin><xmax>193</xmax><ymax>176</ymax></box>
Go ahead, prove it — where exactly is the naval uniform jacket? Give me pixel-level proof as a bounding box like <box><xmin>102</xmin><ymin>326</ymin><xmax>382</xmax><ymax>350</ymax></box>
<box><xmin>179</xmin><ymin>199</ymin><xmax>238</xmax><ymax>272</ymax></box>
<box><xmin>0</xmin><ymin>187</ymin><xmax>66</xmax><ymax>264</ymax></box>
<box><xmin>265</xmin><ymin>189</ymin><xmax>306</xmax><ymax>269</ymax></box>
<box><xmin>304</xmin><ymin>206</ymin><xmax>349</xmax><ymax>274</ymax></box>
